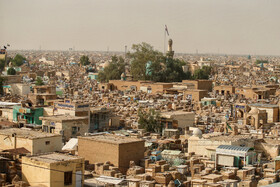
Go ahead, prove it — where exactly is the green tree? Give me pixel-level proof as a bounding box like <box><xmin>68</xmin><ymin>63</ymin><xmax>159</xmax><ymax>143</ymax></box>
<box><xmin>80</xmin><ymin>55</ymin><xmax>90</xmax><ymax>66</ymax></box>
<box><xmin>162</xmin><ymin>58</ymin><xmax>190</xmax><ymax>82</ymax></box>
<box><xmin>0</xmin><ymin>76</ymin><xmax>5</xmax><ymax>95</ymax></box>
<box><xmin>128</xmin><ymin>42</ymin><xmax>190</xmax><ymax>82</ymax></box>
<box><xmin>128</xmin><ymin>42</ymin><xmax>163</xmax><ymax>80</ymax></box>
<box><xmin>193</xmin><ymin>66</ymin><xmax>212</xmax><ymax>80</ymax></box>
<box><xmin>7</xmin><ymin>67</ymin><xmax>16</xmax><ymax>75</ymax></box>
<box><xmin>255</xmin><ymin>60</ymin><xmax>268</xmax><ymax>65</ymax></box>
<box><xmin>138</xmin><ymin>108</ymin><xmax>162</xmax><ymax>133</ymax></box>
<box><xmin>35</xmin><ymin>77</ymin><xmax>44</xmax><ymax>86</ymax></box>
<box><xmin>98</xmin><ymin>55</ymin><xmax>126</xmax><ymax>82</ymax></box>
<box><xmin>0</xmin><ymin>59</ymin><xmax>6</xmax><ymax>71</ymax></box>
<box><xmin>12</xmin><ymin>54</ymin><xmax>26</xmax><ymax>67</ymax></box>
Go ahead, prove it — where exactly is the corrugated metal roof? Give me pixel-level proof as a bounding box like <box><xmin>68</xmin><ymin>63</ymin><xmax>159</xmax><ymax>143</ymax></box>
<box><xmin>216</xmin><ymin>145</ymin><xmax>253</xmax><ymax>157</ymax></box>
<box><xmin>217</xmin><ymin>145</ymin><xmax>251</xmax><ymax>152</ymax></box>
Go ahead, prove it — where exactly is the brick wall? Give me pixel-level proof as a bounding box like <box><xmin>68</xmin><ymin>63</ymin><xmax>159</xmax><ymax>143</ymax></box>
<box><xmin>78</xmin><ymin>137</ymin><xmax>144</xmax><ymax>174</ymax></box>
<box><xmin>118</xmin><ymin>141</ymin><xmax>145</xmax><ymax>173</ymax></box>
<box><xmin>78</xmin><ymin>138</ymin><xmax>119</xmax><ymax>168</ymax></box>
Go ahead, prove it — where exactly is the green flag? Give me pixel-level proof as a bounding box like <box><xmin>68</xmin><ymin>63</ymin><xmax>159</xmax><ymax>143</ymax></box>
<box><xmin>227</xmin><ymin>123</ymin><xmax>233</xmax><ymax>131</ymax></box>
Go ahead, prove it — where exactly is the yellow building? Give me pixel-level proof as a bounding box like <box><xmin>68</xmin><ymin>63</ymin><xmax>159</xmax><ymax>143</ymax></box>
<box><xmin>40</xmin><ymin>115</ymin><xmax>89</xmax><ymax>142</ymax></box>
<box><xmin>22</xmin><ymin>152</ymin><xmax>84</xmax><ymax>187</ymax></box>
<box><xmin>188</xmin><ymin>128</ymin><xmax>255</xmax><ymax>158</ymax></box>
<box><xmin>0</xmin><ymin>128</ymin><xmax>62</xmax><ymax>155</ymax></box>
<box><xmin>160</xmin><ymin>110</ymin><xmax>195</xmax><ymax>129</ymax></box>
<box><xmin>78</xmin><ymin>134</ymin><xmax>145</xmax><ymax>174</ymax></box>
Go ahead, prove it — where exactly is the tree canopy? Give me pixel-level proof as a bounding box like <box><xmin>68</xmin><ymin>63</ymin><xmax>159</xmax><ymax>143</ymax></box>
<box><xmin>138</xmin><ymin>108</ymin><xmax>162</xmax><ymax>133</ymax></box>
<box><xmin>0</xmin><ymin>59</ymin><xmax>6</xmax><ymax>71</ymax></box>
<box><xmin>193</xmin><ymin>66</ymin><xmax>212</xmax><ymax>80</ymax></box>
<box><xmin>0</xmin><ymin>76</ymin><xmax>5</xmax><ymax>95</ymax></box>
<box><xmin>255</xmin><ymin>60</ymin><xmax>268</xmax><ymax>65</ymax></box>
<box><xmin>128</xmin><ymin>43</ymin><xmax>163</xmax><ymax>81</ymax></box>
<box><xmin>12</xmin><ymin>54</ymin><xmax>26</xmax><ymax>67</ymax></box>
<box><xmin>7</xmin><ymin>67</ymin><xmax>16</xmax><ymax>75</ymax></box>
<box><xmin>127</xmin><ymin>42</ymin><xmax>192</xmax><ymax>82</ymax></box>
<box><xmin>80</xmin><ymin>55</ymin><xmax>90</xmax><ymax>66</ymax></box>
<box><xmin>35</xmin><ymin>77</ymin><xmax>44</xmax><ymax>86</ymax></box>
<box><xmin>98</xmin><ymin>55</ymin><xmax>126</xmax><ymax>83</ymax></box>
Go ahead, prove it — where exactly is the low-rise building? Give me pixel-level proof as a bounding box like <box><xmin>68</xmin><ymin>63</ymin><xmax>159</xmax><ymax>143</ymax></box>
<box><xmin>78</xmin><ymin>134</ymin><xmax>145</xmax><ymax>174</ymax></box>
<box><xmin>188</xmin><ymin>128</ymin><xmax>255</xmax><ymax>158</ymax></box>
<box><xmin>215</xmin><ymin>145</ymin><xmax>256</xmax><ymax>169</ymax></box>
<box><xmin>52</xmin><ymin>99</ymin><xmax>90</xmax><ymax>117</ymax></box>
<box><xmin>183</xmin><ymin>89</ymin><xmax>208</xmax><ymax>102</ymax></box>
<box><xmin>22</xmin><ymin>152</ymin><xmax>84</xmax><ymax>187</ymax></box>
<box><xmin>29</xmin><ymin>85</ymin><xmax>57</xmax><ymax>106</ymax></box>
<box><xmin>40</xmin><ymin>115</ymin><xmax>89</xmax><ymax>142</ymax></box>
<box><xmin>248</xmin><ymin>103</ymin><xmax>279</xmax><ymax>123</ymax></box>
<box><xmin>89</xmin><ymin>106</ymin><xmax>113</xmax><ymax>132</ymax></box>
<box><xmin>214</xmin><ymin>85</ymin><xmax>235</xmax><ymax>95</ymax></box>
<box><xmin>0</xmin><ymin>128</ymin><xmax>62</xmax><ymax>155</ymax></box>
<box><xmin>201</xmin><ymin>97</ymin><xmax>217</xmax><ymax>106</ymax></box>
<box><xmin>13</xmin><ymin>104</ymin><xmax>44</xmax><ymax>126</ymax></box>
<box><xmin>3</xmin><ymin>83</ymin><xmax>30</xmax><ymax>96</ymax></box>
<box><xmin>109</xmin><ymin>80</ymin><xmax>173</xmax><ymax>94</ymax></box>
<box><xmin>182</xmin><ymin>80</ymin><xmax>213</xmax><ymax>92</ymax></box>
<box><xmin>160</xmin><ymin>110</ymin><xmax>195</xmax><ymax>130</ymax></box>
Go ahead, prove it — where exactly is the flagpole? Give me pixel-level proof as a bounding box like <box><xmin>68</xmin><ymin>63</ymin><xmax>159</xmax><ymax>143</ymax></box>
<box><xmin>164</xmin><ymin>26</ymin><xmax>166</xmax><ymax>54</ymax></box>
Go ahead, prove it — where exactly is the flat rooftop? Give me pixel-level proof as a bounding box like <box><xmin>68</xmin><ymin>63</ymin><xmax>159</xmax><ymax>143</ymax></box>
<box><xmin>207</xmin><ymin>134</ymin><xmax>253</xmax><ymax>142</ymax></box>
<box><xmin>249</xmin><ymin>103</ymin><xmax>279</xmax><ymax>108</ymax></box>
<box><xmin>25</xmin><ymin>152</ymin><xmax>83</xmax><ymax>163</ymax></box>
<box><xmin>161</xmin><ymin>110</ymin><xmax>195</xmax><ymax>117</ymax></box>
<box><xmin>0</xmin><ymin>101</ymin><xmax>20</xmax><ymax>107</ymax></box>
<box><xmin>79</xmin><ymin>134</ymin><xmax>144</xmax><ymax>144</ymax></box>
<box><xmin>40</xmin><ymin>115</ymin><xmax>88</xmax><ymax>122</ymax></box>
<box><xmin>0</xmin><ymin>128</ymin><xmax>61</xmax><ymax>139</ymax></box>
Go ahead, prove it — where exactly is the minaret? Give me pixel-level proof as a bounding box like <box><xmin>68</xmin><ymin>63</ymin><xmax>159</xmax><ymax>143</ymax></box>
<box><xmin>166</xmin><ymin>39</ymin><xmax>174</xmax><ymax>58</ymax></box>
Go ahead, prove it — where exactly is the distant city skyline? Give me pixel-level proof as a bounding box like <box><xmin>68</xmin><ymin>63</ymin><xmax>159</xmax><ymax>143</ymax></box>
<box><xmin>1</xmin><ymin>0</ymin><xmax>280</xmax><ymax>55</ymax></box>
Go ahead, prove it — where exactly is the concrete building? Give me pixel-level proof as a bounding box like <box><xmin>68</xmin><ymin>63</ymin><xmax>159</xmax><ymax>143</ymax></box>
<box><xmin>183</xmin><ymin>89</ymin><xmax>208</xmax><ymax>102</ymax></box>
<box><xmin>215</xmin><ymin>145</ymin><xmax>256</xmax><ymax>169</ymax></box>
<box><xmin>89</xmin><ymin>106</ymin><xmax>113</xmax><ymax>132</ymax></box>
<box><xmin>52</xmin><ymin>99</ymin><xmax>90</xmax><ymax>117</ymax></box>
<box><xmin>248</xmin><ymin>103</ymin><xmax>279</xmax><ymax>123</ymax></box>
<box><xmin>29</xmin><ymin>85</ymin><xmax>57</xmax><ymax>106</ymax></box>
<box><xmin>109</xmin><ymin>80</ymin><xmax>173</xmax><ymax>94</ymax></box>
<box><xmin>78</xmin><ymin>134</ymin><xmax>145</xmax><ymax>173</ymax></box>
<box><xmin>0</xmin><ymin>101</ymin><xmax>20</xmax><ymax>122</ymax></box>
<box><xmin>0</xmin><ymin>128</ymin><xmax>62</xmax><ymax>155</ymax></box>
<box><xmin>214</xmin><ymin>85</ymin><xmax>235</xmax><ymax>95</ymax></box>
<box><xmin>22</xmin><ymin>153</ymin><xmax>84</xmax><ymax>187</ymax></box>
<box><xmin>201</xmin><ymin>97</ymin><xmax>217</xmax><ymax>106</ymax></box>
<box><xmin>182</xmin><ymin>80</ymin><xmax>213</xmax><ymax>92</ymax></box>
<box><xmin>13</xmin><ymin>105</ymin><xmax>44</xmax><ymax>125</ymax></box>
<box><xmin>188</xmin><ymin>128</ymin><xmax>255</xmax><ymax>158</ymax></box>
<box><xmin>3</xmin><ymin>83</ymin><xmax>30</xmax><ymax>96</ymax></box>
<box><xmin>160</xmin><ymin>110</ymin><xmax>195</xmax><ymax>129</ymax></box>
<box><xmin>236</xmin><ymin>87</ymin><xmax>272</xmax><ymax>100</ymax></box>
<box><xmin>40</xmin><ymin>115</ymin><xmax>89</xmax><ymax>142</ymax></box>
<box><xmin>39</xmin><ymin>57</ymin><xmax>55</xmax><ymax>66</ymax></box>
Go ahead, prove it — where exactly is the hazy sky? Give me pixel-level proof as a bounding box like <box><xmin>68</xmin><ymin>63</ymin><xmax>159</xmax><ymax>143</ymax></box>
<box><xmin>1</xmin><ymin>0</ymin><xmax>280</xmax><ymax>55</ymax></box>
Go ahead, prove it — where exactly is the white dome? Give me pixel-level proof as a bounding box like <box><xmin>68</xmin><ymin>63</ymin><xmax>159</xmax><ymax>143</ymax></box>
<box><xmin>192</xmin><ymin>128</ymin><xmax>202</xmax><ymax>137</ymax></box>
